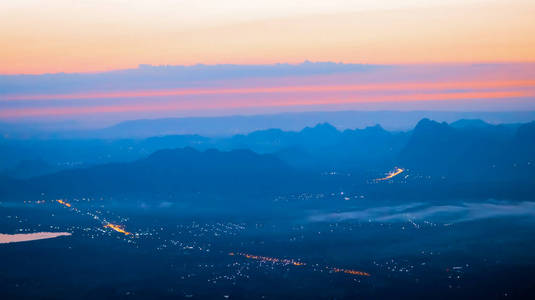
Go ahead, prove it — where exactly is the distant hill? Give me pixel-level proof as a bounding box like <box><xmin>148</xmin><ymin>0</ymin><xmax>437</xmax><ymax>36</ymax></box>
<box><xmin>85</xmin><ymin>111</ymin><xmax>535</xmax><ymax>138</ymax></box>
<box><xmin>0</xmin><ymin>122</ymin><xmax>408</xmax><ymax>172</ymax></box>
<box><xmin>4</xmin><ymin>148</ymin><xmax>295</xmax><ymax>201</ymax></box>
<box><xmin>0</xmin><ymin>159</ymin><xmax>59</xmax><ymax>179</ymax></box>
<box><xmin>510</xmin><ymin>121</ymin><xmax>535</xmax><ymax>164</ymax></box>
<box><xmin>449</xmin><ymin>119</ymin><xmax>493</xmax><ymax>129</ymax></box>
<box><xmin>1</xmin><ymin>119</ymin><xmax>535</xmax><ymax>203</ymax></box>
<box><xmin>0</xmin><ymin>134</ymin><xmax>210</xmax><ymax>172</ymax></box>
<box><xmin>219</xmin><ymin>123</ymin><xmax>408</xmax><ymax>169</ymax></box>
<box><xmin>4</xmin><ymin>111</ymin><xmax>534</xmax><ymax>139</ymax></box>
<box><xmin>398</xmin><ymin>119</ymin><xmax>535</xmax><ymax>181</ymax></box>
<box><xmin>2</xmin><ymin>117</ymin><xmax>533</xmax><ymax>176</ymax></box>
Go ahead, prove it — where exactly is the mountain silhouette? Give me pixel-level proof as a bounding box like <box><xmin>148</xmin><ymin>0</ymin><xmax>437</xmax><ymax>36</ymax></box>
<box><xmin>6</xmin><ymin>148</ymin><xmax>294</xmax><ymax>201</ymax></box>
<box><xmin>398</xmin><ymin>119</ymin><xmax>534</xmax><ymax>181</ymax></box>
<box><xmin>1</xmin><ymin>118</ymin><xmax>535</xmax><ymax>203</ymax></box>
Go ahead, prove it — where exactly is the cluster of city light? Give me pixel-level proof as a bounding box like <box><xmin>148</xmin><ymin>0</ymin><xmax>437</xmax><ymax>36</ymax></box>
<box><xmin>104</xmin><ymin>223</ymin><xmax>132</xmax><ymax>235</ymax></box>
<box><xmin>230</xmin><ymin>252</ymin><xmax>370</xmax><ymax>277</ymax></box>
<box><xmin>328</xmin><ymin>267</ymin><xmax>371</xmax><ymax>277</ymax></box>
<box><xmin>56</xmin><ymin>199</ymin><xmax>72</xmax><ymax>207</ymax></box>
<box><xmin>376</xmin><ymin>167</ymin><xmax>404</xmax><ymax>181</ymax></box>
<box><xmin>229</xmin><ymin>252</ymin><xmax>305</xmax><ymax>266</ymax></box>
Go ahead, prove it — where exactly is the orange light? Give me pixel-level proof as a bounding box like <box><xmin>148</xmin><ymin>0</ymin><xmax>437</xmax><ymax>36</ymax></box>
<box><xmin>104</xmin><ymin>223</ymin><xmax>131</xmax><ymax>235</ymax></box>
<box><xmin>231</xmin><ymin>252</ymin><xmax>306</xmax><ymax>266</ymax></box>
<box><xmin>230</xmin><ymin>252</ymin><xmax>371</xmax><ymax>276</ymax></box>
<box><xmin>329</xmin><ymin>267</ymin><xmax>371</xmax><ymax>277</ymax></box>
<box><xmin>376</xmin><ymin>167</ymin><xmax>404</xmax><ymax>181</ymax></box>
<box><xmin>56</xmin><ymin>199</ymin><xmax>72</xmax><ymax>207</ymax></box>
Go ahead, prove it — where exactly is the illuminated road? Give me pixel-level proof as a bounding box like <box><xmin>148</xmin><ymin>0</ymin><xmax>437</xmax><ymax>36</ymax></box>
<box><xmin>230</xmin><ymin>252</ymin><xmax>370</xmax><ymax>277</ymax></box>
<box><xmin>104</xmin><ymin>223</ymin><xmax>132</xmax><ymax>235</ymax></box>
<box><xmin>230</xmin><ymin>252</ymin><xmax>306</xmax><ymax>266</ymax></box>
<box><xmin>376</xmin><ymin>167</ymin><xmax>404</xmax><ymax>181</ymax></box>
<box><xmin>55</xmin><ymin>198</ymin><xmax>132</xmax><ymax>236</ymax></box>
<box><xmin>56</xmin><ymin>199</ymin><xmax>72</xmax><ymax>207</ymax></box>
<box><xmin>328</xmin><ymin>267</ymin><xmax>371</xmax><ymax>277</ymax></box>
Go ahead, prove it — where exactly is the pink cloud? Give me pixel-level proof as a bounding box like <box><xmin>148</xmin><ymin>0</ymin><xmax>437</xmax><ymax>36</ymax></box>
<box><xmin>1</xmin><ymin>90</ymin><xmax>531</xmax><ymax>118</ymax></box>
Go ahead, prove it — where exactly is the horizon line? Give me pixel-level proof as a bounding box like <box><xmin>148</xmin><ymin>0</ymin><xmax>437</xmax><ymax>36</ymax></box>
<box><xmin>2</xmin><ymin>60</ymin><xmax>535</xmax><ymax>76</ymax></box>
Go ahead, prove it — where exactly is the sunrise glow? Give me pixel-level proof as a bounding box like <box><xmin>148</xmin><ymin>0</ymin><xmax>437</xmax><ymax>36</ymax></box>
<box><xmin>1</xmin><ymin>1</ymin><xmax>534</xmax><ymax>74</ymax></box>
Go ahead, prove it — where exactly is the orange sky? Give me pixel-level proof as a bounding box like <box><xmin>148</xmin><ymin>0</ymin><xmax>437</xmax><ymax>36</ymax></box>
<box><xmin>1</xmin><ymin>0</ymin><xmax>534</xmax><ymax>74</ymax></box>
<box><xmin>1</xmin><ymin>1</ymin><xmax>534</xmax><ymax>123</ymax></box>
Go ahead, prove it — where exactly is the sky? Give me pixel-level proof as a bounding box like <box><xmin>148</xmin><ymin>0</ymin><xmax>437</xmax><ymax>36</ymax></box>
<box><xmin>1</xmin><ymin>0</ymin><xmax>534</xmax><ymax>74</ymax></box>
<box><xmin>0</xmin><ymin>0</ymin><xmax>534</xmax><ymax>126</ymax></box>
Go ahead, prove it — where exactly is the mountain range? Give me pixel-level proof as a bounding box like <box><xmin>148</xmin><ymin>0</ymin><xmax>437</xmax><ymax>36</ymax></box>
<box><xmin>2</xmin><ymin>110</ymin><xmax>535</xmax><ymax>138</ymax></box>
<box><xmin>1</xmin><ymin>118</ymin><xmax>534</xmax><ymax>202</ymax></box>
